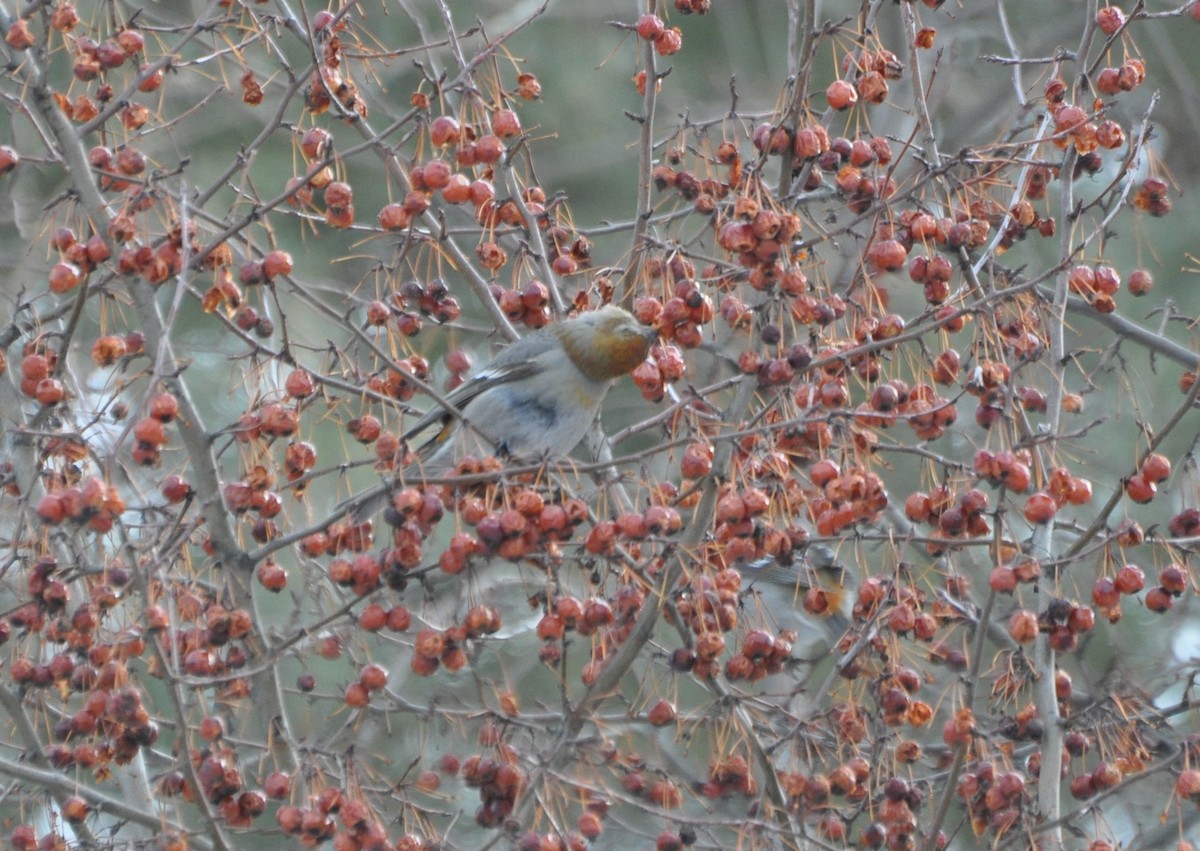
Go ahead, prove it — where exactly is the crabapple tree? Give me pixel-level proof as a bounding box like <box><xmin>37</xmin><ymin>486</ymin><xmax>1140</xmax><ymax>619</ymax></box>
<box><xmin>3</xmin><ymin>1</ymin><xmax>1200</xmax><ymax>850</ymax></box>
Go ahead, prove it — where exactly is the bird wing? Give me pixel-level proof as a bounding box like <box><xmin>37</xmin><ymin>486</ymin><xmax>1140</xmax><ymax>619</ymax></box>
<box><xmin>401</xmin><ymin>358</ymin><xmax>542</xmax><ymax>445</ymax></box>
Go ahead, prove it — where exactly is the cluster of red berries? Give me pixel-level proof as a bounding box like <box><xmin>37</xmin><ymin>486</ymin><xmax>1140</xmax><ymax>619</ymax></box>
<box><xmin>409</xmin><ymin>606</ymin><xmax>501</xmax><ymax>676</ymax></box>
<box><xmin>738</xmin><ymin>338</ymin><xmax>814</xmax><ymax>393</ymax></box>
<box><xmin>1048</xmin><ymin>99</ymin><xmax>1134</xmax><ymax>157</ymax></box>
<box><xmin>972</xmin><ymin>448</ymin><xmax>1034</xmax><ymax>493</ymax></box>
<box><xmin>299</xmin><ymin>511</ymin><xmax>374</xmax><ymax>556</ymax></box>
<box><xmin>1092</xmin><ymin>561</ymin><xmax>1187</xmax><ymax>618</ymax></box>
<box><xmin>225</xmin><ymin>250</ymin><xmax>296</xmax><ymax>316</ymax></box>
<box><xmin>953</xmin><ymin>760</ymin><xmax>1030</xmax><ymax>840</ymax></box>
<box><xmin>697</xmin><ymin>752</ymin><xmax>757</xmax><ymax>799</ymax></box>
<box><xmin>629</xmin><ymin>257</ymin><xmax>714</xmax><ymax>349</ymax></box>
<box><xmin>708</xmin><ymin>482</ymin><xmax>774</xmax><ymax>557</ymax></box>
<box><xmin>34</xmin><ymin>658</ymin><xmax>160</xmax><ymax>772</ymax></box>
<box><xmin>670</xmin><ymin>570</ymin><xmax>743</xmax><ymax>679</ymax></box>
<box><xmin>1068</xmin><ymin>755</ymin><xmax>1140</xmax><ymax>803</ymax></box>
<box><xmin>35</xmin><ymin>475</ymin><xmax>126</xmax><ymax>532</ymax></box>
<box><xmin>809</xmin><ymin>135</ymin><xmax>898</xmax><ymax>213</ymax></box>
<box><xmin>7</xmin><ymin>557</ymin><xmax>264</xmax><ymax>809</ymax></box>
<box><xmin>805</xmin><ymin>460</ymin><xmax>889</xmax><ymax>537</ymax></box>
<box><xmin>154</xmin><ymin>594</ymin><xmax>255</xmax><ymax>685</ymax></box>
<box><xmin>46</xmin><ymin>225</ymin><xmax>111</xmax><ymax>294</ymax></box>
<box><xmin>846</xmin><ymin>575</ymin><xmax>939</xmax><ymax>643</ymax></box>
<box><xmin>713</xmin><ymin>191</ymin><xmax>803</xmax><ymax>265</ymax></box>
<box><xmin>366</xmin><ymin>278</ymin><xmax>462</xmax><ymax>334</ymax></box>
<box><xmin>986</xmin><ymin>555</ymin><xmax>1044</xmax><ymax>596</ymax></box>
<box><xmin>341</xmin><ymin>662</ymin><xmax>389</xmax><ymax>708</ymax></box>
<box><xmin>1124</xmin><ymin>451</ymin><xmax>1171</xmax><ymax>503</ymax></box>
<box><xmin>780</xmin><ymin>757</ymin><xmax>873</xmax><ymax>815</ymax></box>
<box><xmin>453</xmin><ymin>483</ymin><xmax>595</xmax><ymax>563</ymax></box>
<box><xmin>7</xmin><ymin>10</ymin><xmax>154</xmax><ymax>132</ymax></box>
<box><xmin>1006</xmin><ymin>596</ymin><xmax>1096</xmax><ymax>652</ymax></box>
<box><xmin>6</xmin><ymin>7</ymin><xmax>140</xmax><ymax>68</ymax></box>
<box><xmin>781</xmin><ymin>768</ymin><xmax>939</xmax><ymax>848</ymax></box>
<box><xmin>16</xmin><ymin>340</ymin><xmax>62</xmax><ymax>403</ymax></box>
<box><xmin>722</xmin><ymin>627</ymin><xmax>794</xmax><ymax>682</ymax></box>
<box><xmin>126</xmin><ymin>390</ymin><xmax>176</xmax><ymax>465</ymax></box>
<box><xmin>458</xmin><ymin>747</ymin><xmax>526</xmax><ymax>828</ymax></box>
<box><xmin>357</xmin><ymin>356</ymin><xmax>430</xmax><ymax>407</ymax></box>
<box><xmin>286</xmin><ymin>126</ymin><xmax>359</xmax><ymax>227</ymax></box>
<box><xmin>650</xmin><ymin>156</ymin><xmax>731</xmax><ymax>211</ymax></box>
<box><xmin>906</xmin><ymin>250</ymin><xmax>955</xmax><ymax>307</ymax></box>
<box><xmin>115</xmin><ymin>202</ymin><xmax>204</xmax><ymax>293</ymax></box>
<box><xmin>224</xmin><ymin>290</ymin><xmax>276</xmax><ymax>337</ymax></box>
<box><xmin>86</xmin><ymin>328</ymin><xmax>143</xmax><ymax>370</ymax></box>
<box><xmin>275</xmin><ymin>786</ymin><xmax>394</xmax><ymax>848</ymax></box>
<box><xmin>1092</xmin><ymin>59</ymin><xmax>1146</xmax><ymax>98</ymax></box>
<box><xmin>222</xmin><ymin>464</ymin><xmax>289</xmax><ymax>547</ymax></box>
<box><xmin>996</xmin><ymin>198</ymin><xmax>1058</xmax><ymax>250</ymax></box>
<box><xmin>879</xmin><ymin>201</ymin><xmax>992</xmax><ymax>266</ymax></box>
<box><xmin>872</xmin><ymin>664</ymin><xmax>935</xmax><ymax>729</ymax></box>
<box><xmin>845</xmin><ymin>369</ymin><xmax>959</xmax><ymax>439</ymax></box>
<box><xmin>651</xmin><ymin>147</ymin><xmax>814</xmax><ymax>341</ymax></box>
<box><xmin>1090</xmin><ymin>564</ymin><xmax>1147</xmax><ymax>614</ymax></box>
<box><xmin>634</xmin><ymin>13</ymin><xmax>684</xmax><ymax>56</ymax></box>
<box><xmin>1066</xmin><ymin>263</ymin><xmax>1123</xmax><ymax>313</ymax></box>
<box><xmin>535</xmin><ymin>583</ymin><xmax>645</xmax><ymax>673</ymax></box>
<box><xmin>235</xmin><ymin>396</ymin><xmax>305</xmax><ymax>443</ymax></box>
<box><xmin>1132</xmin><ymin>176</ymin><xmax>1172</xmax><ymax>216</ymax></box>
<box><xmin>300</xmin><ymin>9</ymin><xmax>366</xmax><ymax>119</ymax></box>
<box><xmin>187</xmin><ymin>745</ymin><xmax>263</xmax><ymax>825</ymax></box>
<box><xmin>630</xmin><ymin>341</ymin><xmax>686</xmax><ymax>402</ymax></box>
<box><xmin>618</xmin><ymin>759</ymin><xmax>684</xmax><ymax>810</ymax></box>
<box><xmin>826</xmin><ymin>46</ymin><xmax>905</xmax><ymax>112</ymax></box>
<box><xmin>371</xmin><ymin>105</ymin><xmax>541</xmax><ymax>240</ymax></box>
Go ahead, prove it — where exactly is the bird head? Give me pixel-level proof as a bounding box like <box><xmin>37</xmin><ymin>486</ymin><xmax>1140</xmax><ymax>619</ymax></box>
<box><xmin>556</xmin><ymin>305</ymin><xmax>658</xmax><ymax>382</ymax></box>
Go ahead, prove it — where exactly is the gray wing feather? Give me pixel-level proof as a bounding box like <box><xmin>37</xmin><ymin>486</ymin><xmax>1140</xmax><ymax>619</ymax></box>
<box><xmin>400</xmin><ymin>358</ymin><xmax>541</xmax><ymax>442</ymax></box>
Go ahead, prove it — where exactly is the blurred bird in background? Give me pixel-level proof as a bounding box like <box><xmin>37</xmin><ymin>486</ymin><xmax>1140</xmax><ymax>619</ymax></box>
<box><xmin>735</xmin><ymin>544</ymin><xmax>853</xmax><ymax>663</ymax></box>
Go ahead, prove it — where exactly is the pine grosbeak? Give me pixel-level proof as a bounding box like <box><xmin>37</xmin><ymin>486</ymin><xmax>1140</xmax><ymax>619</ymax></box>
<box><xmin>341</xmin><ymin>304</ymin><xmax>657</xmax><ymax>518</ymax></box>
<box><xmin>735</xmin><ymin>545</ymin><xmax>852</xmax><ymax>654</ymax></box>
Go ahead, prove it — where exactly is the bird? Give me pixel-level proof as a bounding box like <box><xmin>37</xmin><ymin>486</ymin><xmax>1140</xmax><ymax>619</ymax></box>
<box><xmin>338</xmin><ymin>304</ymin><xmax>658</xmax><ymax>520</ymax></box>
<box><xmin>734</xmin><ymin>544</ymin><xmax>853</xmax><ymax>656</ymax></box>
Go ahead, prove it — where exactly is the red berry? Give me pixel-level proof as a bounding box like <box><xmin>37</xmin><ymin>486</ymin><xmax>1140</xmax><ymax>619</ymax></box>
<box><xmin>866</xmin><ymin>239</ymin><xmax>908</xmax><ymax>273</ymax></box>
<box><xmin>635</xmin><ymin>13</ymin><xmax>664</xmax><ymax>40</ymax></box>
<box><xmin>257</xmin><ymin>561</ymin><xmax>287</xmax><ymax>592</ymax></box>
<box><xmin>1124</xmin><ymin>474</ymin><xmax>1156</xmax><ymax>504</ymax></box>
<box><xmin>1128</xmin><ymin>269</ymin><xmax>1153</xmax><ymax>295</ymax></box>
<box><xmin>646</xmin><ymin>699</ymin><xmax>676</xmax><ymax>727</ymax></box>
<box><xmin>1114</xmin><ymin>564</ymin><xmax>1145</xmax><ymax>595</ymax></box>
<box><xmin>1145</xmin><ymin>587</ymin><xmax>1173</xmax><ymax>613</ymax></box>
<box><xmin>429</xmin><ymin>115</ymin><xmax>461</xmax><ymax>147</ymax></box>
<box><xmin>1023</xmin><ymin>492</ymin><xmax>1057</xmax><ymax>525</ymax></box>
<box><xmin>492</xmin><ymin>109</ymin><xmax>521</xmax><ymax>139</ymax></box>
<box><xmin>1141</xmin><ymin>453</ymin><xmax>1171</xmax><ymax>484</ymax></box>
<box><xmin>826</xmin><ymin>79</ymin><xmax>858</xmax><ymax>110</ymax></box>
